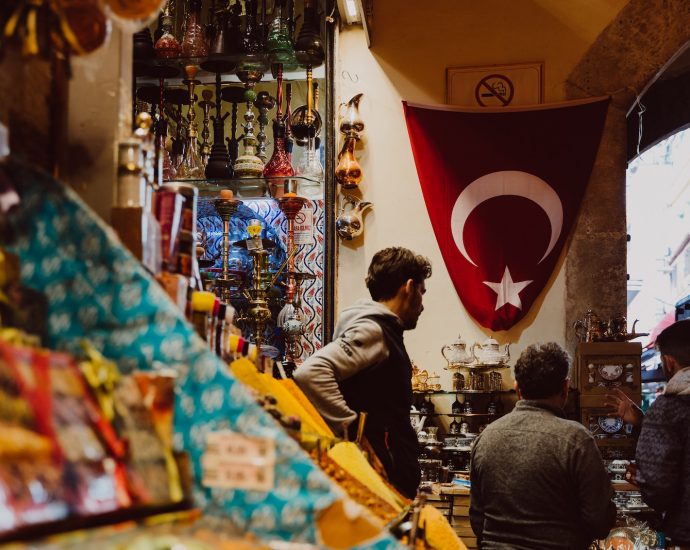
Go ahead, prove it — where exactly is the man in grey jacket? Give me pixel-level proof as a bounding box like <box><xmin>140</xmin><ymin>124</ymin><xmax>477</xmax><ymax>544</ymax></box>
<box><xmin>294</xmin><ymin>247</ymin><xmax>431</xmax><ymax>498</ymax></box>
<box><xmin>470</xmin><ymin>342</ymin><xmax>615</xmax><ymax>549</ymax></box>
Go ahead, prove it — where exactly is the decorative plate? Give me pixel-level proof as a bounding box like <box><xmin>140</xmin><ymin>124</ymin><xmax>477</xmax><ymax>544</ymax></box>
<box><xmin>598</xmin><ymin>416</ymin><xmax>624</xmax><ymax>433</ymax></box>
<box><xmin>598</xmin><ymin>363</ymin><xmax>624</xmax><ymax>381</ymax></box>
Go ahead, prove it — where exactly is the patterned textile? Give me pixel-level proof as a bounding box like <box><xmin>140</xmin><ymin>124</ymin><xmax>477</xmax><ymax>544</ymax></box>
<box><xmin>196</xmin><ymin>194</ymin><xmax>324</xmax><ymax>358</ymax></box>
<box><xmin>2</xmin><ymin>161</ymin><xmax>401</xmax><ymax>549</ymax></box>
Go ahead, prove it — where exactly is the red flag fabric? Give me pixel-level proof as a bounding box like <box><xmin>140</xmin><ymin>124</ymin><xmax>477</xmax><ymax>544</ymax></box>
<box><xmin>403</xmin><ymin>98</ymin><xmax>609</xmax><ymax>331</ymax></box>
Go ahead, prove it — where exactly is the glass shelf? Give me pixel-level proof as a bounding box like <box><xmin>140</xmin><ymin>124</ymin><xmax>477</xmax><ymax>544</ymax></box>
<box><xmin>411</xmin><ymin>412</ymin><xmax>499</xmax><ymax>418</ymax></box>
<box><xmin>444</xmin><ymin>363</ymin><xmax>511</xmax><ymax>370</ymax></box>
<box><xmin>413</xmin><ymin>389</ymin><xmax>514</xmax><ymax>395</ymax></box>
<box><xmin>164</xmin><ymin>176</ymin><xmax>323</xmax><ymax>200</ymax></box>
<box><xmin>134</xmin><ymin>53</ymin><xmax>326</xmax><ymax>84</ymax></box>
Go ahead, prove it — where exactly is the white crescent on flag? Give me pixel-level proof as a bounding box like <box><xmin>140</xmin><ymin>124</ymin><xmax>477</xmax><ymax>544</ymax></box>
<box><xmin>451</xmin><ymin>170</ymin><xmax>564</xmax><ymax>266</ymax></box>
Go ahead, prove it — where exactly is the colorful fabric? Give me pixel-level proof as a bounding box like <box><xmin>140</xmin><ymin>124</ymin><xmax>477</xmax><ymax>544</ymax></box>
<box><xmin>2</xmin><ymin>161</ymin><xmax>400</xmax><ymax>548</ymax></box>
<box><xmin>403</xmin><ymin>98</ymin><xmax>609</xmax><ymax>330</ymax></box>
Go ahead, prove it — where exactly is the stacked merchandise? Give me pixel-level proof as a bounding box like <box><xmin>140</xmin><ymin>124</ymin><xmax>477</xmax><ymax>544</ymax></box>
<box><xmin>576</xmin><ymin>341</ymin><xmax>645</xmax><ymax>509</ymax></box>
<box><xmin>0</xmin><ymin>332</ymin><xmax>184</xmax><ymax>540</ymax></box>
<box><xmin>0</xmin><ymin>161</ymin><xmax>406</xmax><ymax>548</ymax></box>
<box><xmin>0</xmin><ymin>160</ymin><xmax>464</xmax><ymax>548</ymax></box>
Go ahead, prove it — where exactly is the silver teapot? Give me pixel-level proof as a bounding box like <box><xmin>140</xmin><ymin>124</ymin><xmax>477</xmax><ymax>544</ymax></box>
<box><xmin>472</xmin><ymin>338</ymin><xmax>510</xmax><ymax>365</ymax></box>
<box><xmin>442</xmin><ymin>334</ymin><xmax>473</xmax><ymax>368</ymax></box>
<box><xmin>336</xmin><ymin>194</ymin><xmax>373</xmax><ymax>240</ymax></box>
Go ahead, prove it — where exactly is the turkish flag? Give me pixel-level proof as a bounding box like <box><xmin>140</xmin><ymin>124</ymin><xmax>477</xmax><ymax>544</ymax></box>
<box><xmin>403</xmin><ymin>98</ymin><xmax>609</xmax><ymax>331</ymax></box>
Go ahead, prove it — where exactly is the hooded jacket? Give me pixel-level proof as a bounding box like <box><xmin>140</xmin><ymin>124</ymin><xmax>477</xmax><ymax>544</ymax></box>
<box><xmin>636</xmin><ymin>366</ymin><xmax>690</xmax><ymax>545</ymax></box>
<box><xmin>294</xmin><ymin>298</ymin><xmax>420</xmax><ymax>497</ymax></box>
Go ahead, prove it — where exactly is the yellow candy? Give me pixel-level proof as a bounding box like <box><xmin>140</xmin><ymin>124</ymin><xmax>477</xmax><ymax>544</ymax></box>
<box><xmin>327</xmin><ymin>442</ymin><xmax>402</xmax><ymax>511</ymax></box>
<box><xmin>420</xmin><ymin>504</ymin><xmax>467</xmax><ymax>550</ymax></box>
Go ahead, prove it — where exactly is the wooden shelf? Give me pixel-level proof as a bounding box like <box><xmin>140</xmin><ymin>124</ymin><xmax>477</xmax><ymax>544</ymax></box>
<box><xmin>134</xmin><ymin>53</ymin><xmax>326</xmax><ymax>84</ymax></box>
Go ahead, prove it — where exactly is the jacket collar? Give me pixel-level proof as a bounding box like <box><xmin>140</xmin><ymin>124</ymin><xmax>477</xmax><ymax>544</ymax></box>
<box><xmin>514</xmin><ymin>399</ymin><xmax>566</xmax><ymax>418</ymax></box>
<box><xmin>666</xmin><ymin>366</ymin><xmax>690</xmax><ymax>395</ymax></box>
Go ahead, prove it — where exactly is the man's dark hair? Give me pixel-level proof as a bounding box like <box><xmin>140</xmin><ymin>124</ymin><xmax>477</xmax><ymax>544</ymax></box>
<box><xmin>365</xmin><ymin>247</ymin><xmax>432</xmax><ymax>301</ymax></box>
<box><xmin>656</xmin><ymin>319</ymin><xmax>690</xmax><ymax>367</ymax></box>
<box><xmin>514</xmin><ymin>342</ymin><xmax>570</xmax><ymax>399</ymax></box>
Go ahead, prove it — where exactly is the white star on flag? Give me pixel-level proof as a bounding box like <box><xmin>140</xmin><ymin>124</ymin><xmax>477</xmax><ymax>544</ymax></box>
<box><xmin>483</xmin><ymin>267</ymin><xmax>533</xmax><ymax>311</ymax></box>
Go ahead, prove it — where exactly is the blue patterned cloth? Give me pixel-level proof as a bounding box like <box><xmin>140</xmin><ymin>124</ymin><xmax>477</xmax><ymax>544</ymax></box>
<box><xmin>3</xmin><ymin>162</ymin><xmax>402</xmax><ymax>549</ymax></box>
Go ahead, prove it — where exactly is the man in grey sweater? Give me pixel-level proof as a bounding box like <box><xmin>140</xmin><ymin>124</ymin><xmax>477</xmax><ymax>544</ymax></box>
<box><xmin>607</xmin><ymin>319</ymin><xmax>690</xmax><ymax>549</ymax></box>
<box><xmin>470</xmin><ymin>342</ymin><xmax>616</xmax><ymax>549</ymax></box>
<box><xmin>294</xmin><ymin>247</ymin><xmax>431</xmax><ymax>498</ymax></box>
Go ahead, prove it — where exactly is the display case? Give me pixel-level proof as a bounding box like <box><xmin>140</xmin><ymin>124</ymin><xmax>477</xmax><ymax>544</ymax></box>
<box><xmin>126</xmin><ymin>0</ymin><xmax>337</xmax><ymax>367</ymax></box>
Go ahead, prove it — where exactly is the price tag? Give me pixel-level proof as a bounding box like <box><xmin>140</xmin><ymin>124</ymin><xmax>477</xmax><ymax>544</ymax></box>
<box><xmin>201</xmin><ymin>431</ymin><xmax>275</xmax><ymax>491</ymax></box>
<box><xmin>294</xmin><ymin>207</ymin><xmax>314</xmax><ymax>245</ymax></box>
<box><xmin>246</xmin><ymin>236</ymin><xmax>262</xmax><ymax>252</ymax></box>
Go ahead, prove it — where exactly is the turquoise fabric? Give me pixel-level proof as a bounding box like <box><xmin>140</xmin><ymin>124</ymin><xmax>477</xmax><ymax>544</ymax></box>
<box><xmin>3</xmin><ymin>162</ymin><xmax>402</xmax><ymax>549</ymax></box>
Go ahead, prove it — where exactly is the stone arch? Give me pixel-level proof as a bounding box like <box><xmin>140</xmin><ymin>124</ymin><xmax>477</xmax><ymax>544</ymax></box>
<box><xmin>562</xmin><ymin>0</ymin><xmax>690</xmax><ymax>351</ymax></box>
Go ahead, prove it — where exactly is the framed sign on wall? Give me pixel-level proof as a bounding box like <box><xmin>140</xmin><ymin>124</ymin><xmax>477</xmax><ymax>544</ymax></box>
<box><xmin>446</xmin><ymin>62</ymin><xmax>544</xmax><ymax>107</ymax></box>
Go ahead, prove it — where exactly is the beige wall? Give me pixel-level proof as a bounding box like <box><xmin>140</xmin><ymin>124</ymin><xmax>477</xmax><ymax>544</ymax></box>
<box><xmin>66</xmin><ymin>30</ymin><xmax>133</xmax><ymax>222</ymax></box>
<box><xmin>335</xmin><ymin>0</ymin><xmax>628</xmax><ymax>394</ymax></box>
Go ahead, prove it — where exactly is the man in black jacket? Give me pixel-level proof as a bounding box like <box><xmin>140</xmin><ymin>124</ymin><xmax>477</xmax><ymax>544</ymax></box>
<box><xmin>607</xmin><ymin>319</ymin><xmax>690</xmax><ymax>549</ymax></box>
<box><xmin>294</xmin><ymin>247</ymin><xmax>431</xmax><ymax>498</ymax></box>
<box><xmin>470</xmin><ymin>343</ymin><xmax>616</xmax><ymax>549</ymax></box>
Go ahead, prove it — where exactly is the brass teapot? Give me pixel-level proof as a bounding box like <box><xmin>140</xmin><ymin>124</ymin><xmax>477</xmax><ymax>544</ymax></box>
<box><xmin>472</xmin><ymin>338</ymin><xmax>510</xmax><ymax>365</ymax></box>
<box><xmin>442</xmin><ymin>334</ymin><xmax>473</xmax><ymax>368</ymax></box>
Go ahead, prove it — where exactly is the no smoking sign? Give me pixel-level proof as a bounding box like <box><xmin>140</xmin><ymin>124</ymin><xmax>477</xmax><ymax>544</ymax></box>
<box><xmin>475</xmin><ymin>74</ymin><xmax>514</xmax><ymax>106</ymax></box>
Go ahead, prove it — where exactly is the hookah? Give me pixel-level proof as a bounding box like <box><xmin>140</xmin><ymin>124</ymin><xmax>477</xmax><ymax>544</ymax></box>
<box><xmin>221</xmin><ymin>86</ymin><xmax>245</xmax><ymax>169</ymax></box>
<box><xmin>233</xmin><ymin>66</ymin><xmax>267</xmax><ymax>189</ymax></box>
<box><xmin>276</xmin><ymin>187</ymin><xmax>314</xmax><ymax>369</ymax></box>
<box><xmin>290</xmin><ymin>77</ymin><xmax>322</xmax><ymax>147</ymax></box>
<box><xmin>253</xmin><ymin>91</ymin><xmax>275</xmax><ymax>164</ymax></box>
<box><xmin>242</xmin><ymin>0</ymin><xmax>263</xmax><ymax>55</ymax></box>
<box><xmin>177</xmin><ymin>65</ymin><xmax>205</xmax><ymax>179</ymax></box>
<box><xmin>202</xmin><ymin>73</ymin><xmax>232</xmax><ymax>179</ymax></box>
<box><xmin>153</xmin><ymin>1</ymin><xmax>180</xmax><ymax>58</ymax></box>
<box><xmin>156</xmin><ymin>75</ymin><xmax>177</xmax><ymax>182</ymax></box>
<box><xmin>198</xmin><ymin>89</ymin><xmax>214</xmax><ymax>168</ymax></box>
<box><xmin>263</xmin><ymin>65</ymin><xmax>295</xmax><ymax>197</ymax></box>
<box><xmin>170</xmin><ymin>103</ymin><xmax>186</xmax><ymax>171</ymax></box>
<box><xmin>292</xmin><ymin>0</ymin><xmax>325</xmax><ymax>188</ymax></box>
<box><xmin>266</xmin><ymin>0</ymin><xmax>298</xmax><ymax>71</ymax></box>
<box><xmin>212</xmin><ymin>189</ymin><xmax>243</xmax><ymax>303</ymax></box>
<box><xmin>235</xmin><ymin>219</ymin><xmax>275</xmax><ymax>365</ymax></box>
<box><xmin>199</xmin><ymin>48</ymin><xmax>236</xmax><ymax>179</ymax></box>
<box><xmin>294</xmin><ymin>0</ymin><xmax>324</xmax><ymax>68</ymax></box>
<box><xmin>181</xmin><ymin>0</ymin><xmax>208</xmax><ymax>57</ymax></box>
<box><xmin>208</xmin><ymin>2</ymin><xmax>228</xmax><ymax>56</ymax></box>
<box><xmin>204</xmin><ymin>0</ymin><xmax>218</xmax><ymax>48</ymax></box>
<box><xmin>223</xmin><ymin>0</ymin><xmax>244</xmax><ymax>55</ymax></box>
<box><xmin>292</xmin><ymin>76</ymin><xmax>324</xmax><ymax>191</ymax></box>
<box><xmin>284</xmin><ymin>82</ymin><xmax>294</xmax><ymax>162</ymax></box>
